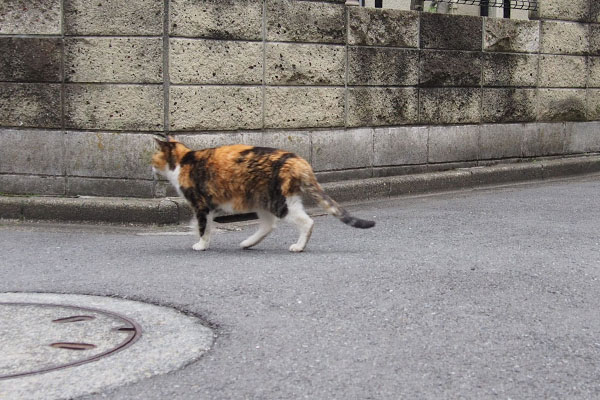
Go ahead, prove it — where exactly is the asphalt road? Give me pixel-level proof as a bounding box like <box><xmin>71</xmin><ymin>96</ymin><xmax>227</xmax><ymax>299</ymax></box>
<box><xmin>1</xmin><ymin>175</ymin><xmax>600</xmax><ymax>399</ymax></box>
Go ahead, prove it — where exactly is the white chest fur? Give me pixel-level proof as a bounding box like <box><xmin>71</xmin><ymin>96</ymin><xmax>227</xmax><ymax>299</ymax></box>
<box><xmin>164</xmin><ymin>165</ymin><xmax>184</xmax><ymax>197</ymax></box>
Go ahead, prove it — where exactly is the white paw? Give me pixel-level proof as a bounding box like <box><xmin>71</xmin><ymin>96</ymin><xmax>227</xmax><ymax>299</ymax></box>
<box><xmin>289</xmin><ymin>244</ymin><xmax>305</xmax><ymax>253</ymax></box>
<box><xmin>192</xmin><ymin>241</ymin><xmax>208</xmax><ymax>251</ymax></box>
<box><xmin>240</xmin><ymin>240</ymin><xmax>254</xmax><ymax>249</ymax></box>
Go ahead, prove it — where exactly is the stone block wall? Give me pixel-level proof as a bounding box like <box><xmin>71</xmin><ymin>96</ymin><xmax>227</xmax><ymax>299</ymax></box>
<box><xmin>1</xmin><ymin>0</ymin><xmax>600</xmax><ymax>197</ymax></box>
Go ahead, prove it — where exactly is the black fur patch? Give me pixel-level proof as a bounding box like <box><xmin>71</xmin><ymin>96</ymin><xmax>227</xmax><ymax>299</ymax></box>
<box><xmin>180</xmin><ymin>151</ymin><xmax>197</xmax><ymax>165</ymax></box>
<box><xmin>269</xmin><ymin>153</ymin><xmax>296</xmax><ymax>218</ymax></box>
<box><xmin>239</xmin><ymin>147</ymin><xmax>278</xmax><ymax>157</ymax></box>
<box><xmin>183</xmin><ymin>155</ymin><xmax>215</xmax><ymax>211</ymax></box>
<box><xmin>195</xmin><ymin>207</ymin><xmax>210</xmax><ymax>236</ymax></box>
<box><xmin>167</xmin><ymin>146</ymin><xmax>177</xmax><ymax>170</ymax></box>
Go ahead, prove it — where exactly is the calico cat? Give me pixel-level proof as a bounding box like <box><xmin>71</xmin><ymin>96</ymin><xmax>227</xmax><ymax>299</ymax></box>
<box><xmin>152</xmin><ymin>136</ymin><xmax>375</xmax><ymax>252</ymax></box>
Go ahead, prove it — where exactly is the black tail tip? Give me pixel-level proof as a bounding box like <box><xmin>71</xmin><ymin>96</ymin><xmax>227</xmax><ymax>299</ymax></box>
<box><xmin>352</xmin><ymin>219</ymin><xmax>375</xmax><ymax>229</ymax></box>
<box><xmin>340</xmin><ymin>214</ymin><xmax>376</xmax><ymax>229</ymax></box>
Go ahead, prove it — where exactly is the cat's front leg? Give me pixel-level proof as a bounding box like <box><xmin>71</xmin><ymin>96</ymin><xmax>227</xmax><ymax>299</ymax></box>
<box><xmin>192</xmin><ymin>209</ymin><xmax>213</xmax><ymax>251</ymax></box>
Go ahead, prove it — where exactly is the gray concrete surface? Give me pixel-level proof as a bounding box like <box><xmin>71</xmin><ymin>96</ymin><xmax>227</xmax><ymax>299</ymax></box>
<box><xmin>0</xmin><ymin>174</ymin><xmax>599</xmax><ymax>399</ymax></box>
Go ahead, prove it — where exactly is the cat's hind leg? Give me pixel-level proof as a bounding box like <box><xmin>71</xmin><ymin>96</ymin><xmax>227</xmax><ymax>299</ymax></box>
<box><xmin>192</xmin><ymin>209</ymin><xmax>214</xmax><ymax>251</ymax></box>
<box><xmin>240</xmin><ymin>211</ymin><xmax>276</xmax><ymax>249</ymax></box>
<box><xmin>285</xmin><ymin>195</ymin><xmax>314</xmax><ymax>253</ymax></box>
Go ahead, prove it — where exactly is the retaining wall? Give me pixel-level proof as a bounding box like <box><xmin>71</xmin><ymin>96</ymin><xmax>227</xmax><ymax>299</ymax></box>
<box><xmin>1</xmin><ymin>0</ymin><xmax>600</xmax><ymax>197</ymax></box>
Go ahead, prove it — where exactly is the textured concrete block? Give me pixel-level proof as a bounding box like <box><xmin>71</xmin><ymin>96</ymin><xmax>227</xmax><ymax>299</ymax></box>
<box><xmin>174</xmin><ymin>132</ymin><xmax>245</xmax><ymax>149</ymax></box>
<box><xmin>170</xmin><ymin>0</ymin><xmax>262</xmax><ymax>40</ymax></box>
<box><xmin>484</xmin><ymin>18</ymin><xmax>539</xmax><ymax>53</ymax></box>
<box><xmin>170</xmin><ymin>86</ymin><xmax>262</xmax><ymax>131</ymax></box>
<box><xmin>0</xmin><ymin>129</ymin><xmax>64</xmax><ymax>175</ymax></box>
<box><xmin>347</xmin><ymin>88</ymin><xmax>419</xmax><ymax>127</ymax></box>
<box><xmin>565</xmin><ymin>122</ymin><xmax>600</xmax><ymax>153</ymax></box>
<box><xmin>67</xmin><ymin>178</ymin><xmax>154</xmax><ymax>198</ymax></box>
<box><xmin>154</xmin><ymin>180</ymin><xmax>179</xmax><ymax>198</ymax></box>
<box><xmin>0</xmin><ymin>38</ymin><xmax>62</xmax><ymax>82</ymax></box>
<box><xmin>479</xmin><ymin>123</ymin><xmax>529</xmax><ymax>159</ymax></box>
<box><xmin>0</xmin><ymin>175</ymin><xmax>66</xmax><ymax>196</ymax></box>
<box><xmin>373</xmin><ymin>126</ymin><xmax>427</xmax><ymax>166</ymax></box>
<box><xmin>419</xmin><ymin>88</ymin><xmax>481</xmax><ymax>124</ymax></box>
<box><xmin>64</xmin><ymin>0</ymin><xmax>163</xmax><ymax>35</ymax></box>
<box><xmin>0</xmin><ymin>0</ymin><xmax>61</xmax><ymax>34</ymax></box>
<box><xmin>482</xmin><ymin>54</ymin><xmax>537</xmax><ymax>87</ymax></box>
<box><xmin>265</xmin><ymin>87</ymin><xmax>344</xmax><ymax>129</ymax></box>
<box><xmin>421</xmin><ymin>14</ymin><xmax>482</xmax><ymax>51</ymax></box>
<box><xmin>65</xmin><ymin>84</ymin><xmax>163</xmax><ymax>131</ymax></box>
<box><xmin>266</xmin><ymin>43</ymin><xmax>345</xmax><ymax>86</ymax></box>
<box><xmin>428</xmin><ymin>125</ymin><xmax>480</xmax><ymax>163</ymax></box>
<box><xmin>242</xmin><ymin>131</ymin><xmax>311</xmax><ymax>162</ymax></box>
<box><xmin>65</xmin><ymin>131</ymin><xmax>155</xmax><ymax>179</ymax></box>
<box><xmin>266</xmin><ymin>0</ymin><xmax>345</xmax><ymax>44</ymax></box>
<box><xmin>591</xmin><ymin>25</ymin><xmax>600</xmax><ymax>55</ymax></box>
<box><xmin>419</xmin><ymin>50</ymin><xmax>481</xmax><ymax>87</ymax></box>
<box><xmin>537</xmin><ymin>89</ymin><xmax>587</xmax><ymax>122</ymax></box>
<box><xmin>592</xmin><ymin>2</ymin><xmax>600</xmax><ymax>23</ymax></box>
<box><xmin>348</xmin><ymin>47</ymin><xmax>418</xmax><ymax>86</ymax></box>
<box><xmin>0</xmin><ymin>83</ymin><xmax>61</xmax><ymax>128</ymax></box>
<box><xmin>586</xmin><ymin>89</ymin><xmax>600</xmax><ymax>120</ymax></box>
<box><xmin>588</xmin><ymin>57</ymin><xmax>600</xmax><ymax>88</ymax></box>
<box><xmin>372</xmin><ymin>165</ymin><xmax>427</xmax><ymax>179</ymax></box>
<box><xmin>65</xmin><ymin>38</ymin><xmax>163</xmax><ymax>83</ymax></box>
<box><xmin>170</xmin><ymin>39</ymin><xmax>262</xmax><ymax>85</ymax></box>
<box><xmin>538</xmin><ymin>0</ymin><xmax>589</xmax><ymax>22</ymax></box>
<box><xmin>348</xmin><ymin>8</ymin><xmax>419</xmax><ymax>48</ymax></box>
<box><xmin>540</xmin><ymin>21</ymin><xmax>589</xmax><ymax>55</ymax></box>
<box><xmin>311</xmin><ymin>129</ymin><xmax>373</xmax><ymax>171</ymax></box>
<box><xmin>315</xmin><ymin>169</ymin><xmax>373</xmax><ymax>185</ymax></box>
<box><xmin>539</xmin><ymin>55</ymin><xmax>587</xmax><ymax>88</ymax></box>
<box><xmin>482</xmin><ymin>89</ymin><xmax>537</xmax><ymax>123</ymax></box>
<box><xmin>523</xmin><ymin>122</ymin><xmax>566</xmax><ymax>156</ymax></box>
<box><xmin>521</xmin><ymin>121</ymin><xmax>559</xmax><ymax>157</ymax></box>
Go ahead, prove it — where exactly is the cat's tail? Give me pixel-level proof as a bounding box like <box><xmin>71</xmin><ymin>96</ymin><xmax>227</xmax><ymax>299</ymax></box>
<box><xmin>301</xmin><ymin>178</ymin><xmax>375</xmax><ymax>229</ymax></box>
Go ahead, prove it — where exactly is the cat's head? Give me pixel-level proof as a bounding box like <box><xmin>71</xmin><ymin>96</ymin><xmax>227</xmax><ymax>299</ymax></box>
<box><xmin>152</xmin><ymin>135</ymin><xmax>187</xmax><ymax>175</ymax></box>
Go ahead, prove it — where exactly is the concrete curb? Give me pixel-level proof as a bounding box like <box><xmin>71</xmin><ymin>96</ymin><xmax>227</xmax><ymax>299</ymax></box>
<box><xmin>1</xmin><ymin>155</ymin><xmax>599</xmax><ymax>225</ymax></box>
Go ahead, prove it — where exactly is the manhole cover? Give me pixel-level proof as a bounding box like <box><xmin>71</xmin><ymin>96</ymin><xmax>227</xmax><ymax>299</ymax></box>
<box><xmin>0</xmin><ymin>303</ymin><xmax>141</xmax><ymax>380</ymax></box>
<box><xmin>0</xmin><ymin>293</ymin><xmax>213</xmax><ymax>400</ymax></box>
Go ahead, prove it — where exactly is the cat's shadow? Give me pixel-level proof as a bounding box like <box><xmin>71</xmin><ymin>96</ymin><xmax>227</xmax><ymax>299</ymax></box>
<box><xmin>153</xmin><ymin>245</ymin><xmax>362</xmax><ymax>257</ymax></box>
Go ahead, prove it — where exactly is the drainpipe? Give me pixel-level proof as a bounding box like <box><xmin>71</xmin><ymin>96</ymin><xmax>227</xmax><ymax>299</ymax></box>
<box><xmin>480</xmin><ymin>0</ymin><xmax>489</xmax><ymax>17</ymax></box>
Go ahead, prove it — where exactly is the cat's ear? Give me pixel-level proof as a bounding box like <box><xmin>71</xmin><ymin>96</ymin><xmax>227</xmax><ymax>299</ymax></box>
<box><xmin>167</xmin><ymin>135</ymin><xmax>177</xmax><ymax>143</ymax></box>
<box><xmin>153</xmin><ymin>136</ymin><xmax>171</xmax><ymax>149</ymax></box>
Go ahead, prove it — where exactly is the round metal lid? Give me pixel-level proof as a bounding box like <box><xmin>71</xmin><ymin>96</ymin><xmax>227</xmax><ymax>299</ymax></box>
<box><xmin>0</xmin><ymin>302</ymin><xmax>141</xmax><ymax>380</ymax></box>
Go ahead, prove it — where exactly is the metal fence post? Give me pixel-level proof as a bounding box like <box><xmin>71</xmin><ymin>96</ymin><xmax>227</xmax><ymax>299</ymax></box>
<box><xmin>480</xmin><ymin>0</ymin><xmax>489</xmax><ymax>17</ymax></box>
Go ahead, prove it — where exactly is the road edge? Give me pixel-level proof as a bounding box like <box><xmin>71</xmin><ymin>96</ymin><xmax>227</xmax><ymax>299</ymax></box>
<box><xmin>1</xmin><ymin>155</ymin><xmax>599</xmax><ymax>225</ymax></box>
